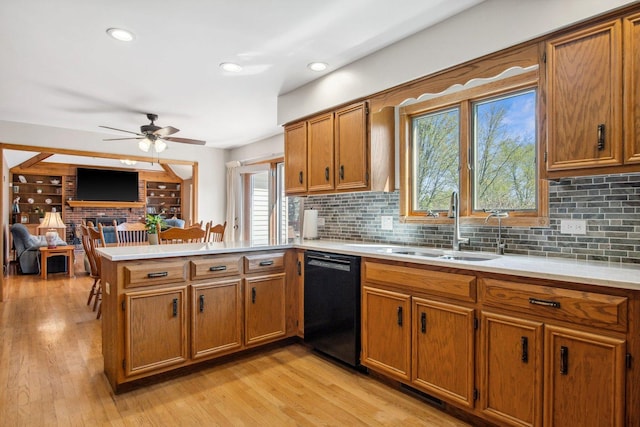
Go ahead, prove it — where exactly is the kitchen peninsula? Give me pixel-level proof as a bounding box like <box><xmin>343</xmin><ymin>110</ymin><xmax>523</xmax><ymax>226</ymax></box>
<box><xmin>97</xmin><ymin>240</ymin><xmax>640</xmax><ymax>426</ymax></box>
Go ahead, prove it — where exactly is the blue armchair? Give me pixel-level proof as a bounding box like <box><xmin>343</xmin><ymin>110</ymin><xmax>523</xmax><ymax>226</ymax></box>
<box><xmin>10</xmin><ymin>223</ymin><xmax>67</xmax><ymax>274</ymax></box>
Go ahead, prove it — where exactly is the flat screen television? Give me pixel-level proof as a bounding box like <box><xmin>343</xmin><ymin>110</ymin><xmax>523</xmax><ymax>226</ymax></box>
<box><xmin>76</xmin><ymin>168</ymin><xmax>139</xmax><ymax>202</ymax></box>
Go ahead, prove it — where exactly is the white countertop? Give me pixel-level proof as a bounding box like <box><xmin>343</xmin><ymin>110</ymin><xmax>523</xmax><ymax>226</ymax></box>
<box><xmin>96</xmin><ymin>239</ymin><xmax>640</xmax><ymax>291</ymax></box>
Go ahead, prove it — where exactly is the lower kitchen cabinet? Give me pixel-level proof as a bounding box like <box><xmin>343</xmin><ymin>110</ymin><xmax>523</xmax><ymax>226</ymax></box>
<box><xmin>124</xmin><ymin>286</ymin><xmax>188</xmax><ymax>377</ymax></box>
<box><xmin>191</xmin><ymin>279</ymin><xmax>243</xmax><ymax>359</ymax></box>
<box><xmin>361</xmin><ymin>286</ymin><xmax>411</xmax><ymax>381</ymax></box>
<box><xmin>245</xmin><ymin>273</ymin><xmax>287</xmax><ymax>346</ymax></box>
<box><xmin>412</xmin><ymin>298</ymin><xmax>475</xmax><ymax>408</ymax></box>
<box><xmin>544</xmin><ymin>325</ymin><xmax>626</xmax><ymax>427</ymax></box>
<box><xmin>480</xmin><ymin>312</ymin><xmax>543</xmax><ymax>427</ymax></box>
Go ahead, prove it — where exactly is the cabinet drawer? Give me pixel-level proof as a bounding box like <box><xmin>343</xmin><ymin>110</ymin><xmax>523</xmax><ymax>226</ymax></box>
<box><xmin>123</xmin><ymin>260</ymin><xmax>188</xmax><ymax>288</ymax></box>
<box><xmin>191</xmin><ymin>255</ymin><xmax>242</xmax><ymax>280</ymax></box>
<box><xmin>480</xmin><ymin>278</ymin><xmax>628</xmax><ymax>332</ymax></box>
<box><xmin>244</xmin><ymin>252</ymin><xmax>285</xmax><ymax>274</ymax></box>
<box><xmin>363</xmin><ymin>261</ymin><xmax>476</xmax><ymax>303</ymax></box>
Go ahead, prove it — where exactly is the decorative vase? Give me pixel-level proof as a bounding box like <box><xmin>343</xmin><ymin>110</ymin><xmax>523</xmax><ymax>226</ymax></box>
<box><xmin>45</xmin><ymin>230</ymin><xmax>58</xmax><ymax>248</ymax></box>
<box><xmin>148</xmin><ymin>233</ymin><xmax>159</xmax><ymax>245</ymax></box>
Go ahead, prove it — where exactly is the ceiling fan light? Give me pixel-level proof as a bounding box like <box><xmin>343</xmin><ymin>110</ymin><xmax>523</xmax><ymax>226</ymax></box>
<box><xmin>106</xmin><ymin>28</ymin><xmax>135</xmax><ymax>42</ymax></box>
<box><xmin>154</xmin><ymin>139</ymin><xmax>167</xmax><ymax>153</ymax></box>
<box><xmin>138</xmin><ymin>138</ymin><xmax>151</xmax><ymax>152</ymax></box>
<box><xmin>120</xmin><ymin>159</ymin><xmax>137</xmax><ymax>166</ymax></box>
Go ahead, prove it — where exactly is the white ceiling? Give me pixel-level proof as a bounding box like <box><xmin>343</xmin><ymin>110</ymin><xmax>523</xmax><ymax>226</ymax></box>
<box><xmin>0</xmin><ymin>0</ymin><xmax>483</xmax><ymax>151</ymax></box>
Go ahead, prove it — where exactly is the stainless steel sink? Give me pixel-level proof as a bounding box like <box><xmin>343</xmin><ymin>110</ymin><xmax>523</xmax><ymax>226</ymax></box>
<box><xmin>377</xmin><ymin>247</ymin><xmax>498</xmax><ymax>262</ymax></box>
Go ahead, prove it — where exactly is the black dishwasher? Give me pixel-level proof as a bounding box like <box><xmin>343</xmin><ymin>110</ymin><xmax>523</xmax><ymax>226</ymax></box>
<box><xmin>304</xmin><ymin>251</ymin><xmax>361</xmax><ymax>367</ymax></box>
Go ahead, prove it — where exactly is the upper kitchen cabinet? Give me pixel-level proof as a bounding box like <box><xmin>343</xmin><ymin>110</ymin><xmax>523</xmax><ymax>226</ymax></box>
<box><xmin>624</xmin><ymin>12</ymin><xmax>640</xmax><ymax>164</ymax></box>
<box><xmin>546</xmin><ymin>20</ymin><xmax>623</xmax><ymax>173</ymax></box>
<box><xmin>284</xmin><ymin>121</ymin><xmax>308</xmax><ymax>195</ymax></box>
<box><xmin>284</xmin><ymin>101</ymin><xmax>394</xmax><ymax>196</ymax></box>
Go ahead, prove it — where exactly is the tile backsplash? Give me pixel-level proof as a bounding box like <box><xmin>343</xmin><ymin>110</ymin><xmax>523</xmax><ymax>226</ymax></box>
<box><xmin>302</xmin><ymin>173</ymin><xmax>640</xmax><ymax>265</ymax></box>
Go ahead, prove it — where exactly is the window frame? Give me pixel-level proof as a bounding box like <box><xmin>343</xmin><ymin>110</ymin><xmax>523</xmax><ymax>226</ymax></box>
<box><xmin>242</xmin><ymin>157</ymin><xmax>286</xmax><ymax>243</ymax></box>
<box><xmin>399</xmin><ymin>70</ymin><xmax>548</xmax><ymax>227</ymax></box>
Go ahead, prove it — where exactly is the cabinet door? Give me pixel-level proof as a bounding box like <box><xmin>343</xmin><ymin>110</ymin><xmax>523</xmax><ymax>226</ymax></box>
<box><xmin>191</xmin><ymin>279</ymin><xmax>242</xmax><ymax>360</ymax></box>
<box><xmin>480</xmin><ymin>312</ymin><xmax>543</xmax><ymax>427</ymax></box>
<box><xmin>544</xmin><ymin>325</ymin><xmax>625</xmax><ymax>427</ymax></box>
<box><xmin>335</xmin><ymin>102</ymin><xmax>368</xmax><ymax>191</ymax></box>
<box><xmin>124</xmin><ymin>286</ymin><xmax>188</xmax><ymax>377</ymax></box>
<box><xmin>412</xmin><ymin>298</ymin><xmax>475</xmax><ymax>408</ymax></box>
<box><xmin>624</xmin><ymin>13</ymin><xmax>640</xmax><ymax>164</ymax></box>
<box><xmin>361</xmin><ymin>286</ymin><xmax>411</xmax><ymax>381</ymax></box>
<box><xmin>307</xmin><ymin>112</ymin><xmax>335</xmax><ymax>192</ymax></box>
<box><xmin>546</xmin><ymin>20</ymin><xmax>623</xmax><ymax>171</ymax></box>
<box><xmin>284</xmin><ymin>121</ymin><xmax>308</xmax><ymax>194</ymax></box>
<box><xmin>245</xmin><ymin>273</ymin><xmax>286</xmax><ymax>346</ymax></box>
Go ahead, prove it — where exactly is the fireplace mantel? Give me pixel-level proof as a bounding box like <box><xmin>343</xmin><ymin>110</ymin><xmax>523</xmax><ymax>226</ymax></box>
<box><xmin>67</xmin><ymin>201</ymin><xmax>145</xmax><ymax>210</ymax></box>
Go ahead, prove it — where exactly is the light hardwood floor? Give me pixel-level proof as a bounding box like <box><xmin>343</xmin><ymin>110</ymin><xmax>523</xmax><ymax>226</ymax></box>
<box><xmin>0</xmin><ymin>256</ymin><xmax>470</xmax><ymax>426</ymax></box>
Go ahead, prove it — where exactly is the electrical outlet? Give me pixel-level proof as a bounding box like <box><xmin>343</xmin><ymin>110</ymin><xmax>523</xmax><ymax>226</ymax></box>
<box><xmin>560</xmin><ymin>219</ymin><xmax>587</xmax><ymax>235</ymax></box>
<box><xmin>317</xmin><ymin>217</ymin><xmax>325</xmax><ymax>227</ymax></box>
<box><xmin>381</xmin><ymin>216</ymin><xmax>393</xmax><ymax>231</ymax></box>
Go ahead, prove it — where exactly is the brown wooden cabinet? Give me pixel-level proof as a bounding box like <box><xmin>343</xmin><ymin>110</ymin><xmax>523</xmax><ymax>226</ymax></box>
<box><xmin>124</xmin><ymin>286</ymin><xmax>188</xmax><ymax>377</ymax></box>
<box><xmin>283</xmin><ymin>101</ymin><xmax>394</xmax><ymax>196</ymax></box>
<box><xmin>284</xmin><ymin>121</ymin><xmax>308</xmax><ymax>195</ymax></box>
<box><xmin>361</xmin><ymin>286</ymin><xmax>411</xmax><ymax>381</ymax></box>
<box><xmin>412</xmin><ymin>298</ymin><xmax>475</xmax><ymax>408</ymax></box>
<box><xmin>624</xmin><ymin>12</ymin><xmax>640</xmax><ymax>164</ymax></box>
<box><xmin>102</xmin><ymin>250</ymin><xmax>295</xmax><ymax>391</ymax></box>
<box><xmin>191</xmin><ymin>278</ymin><xmax>242</xmax><ymax>359</ymax></box>
<box><xmin>480</xmin><ymin>312</ymin><xmax>543</xmax><ymax>427</ymax></box>
<box><xmin>545</xmin><ymin>12</ymin><xmax>640</xmax><ymax>177</ymax></box>
<box><xmin>546</xmin><ymin>20</ymin><xmax>623</xmax><ymax>172</ymax></box>
<box><xmin>544</xmin><ymin>326</ymin><xmax>626</xmax><ymax>427</ymax></box>
<box><xmin>307</xmin><ymin>112</ymin><xmax>335</xmax><ymax>193</ymax></box>
<box><xmin>245</xmin><ymin>273</ymin><xmax>286</xmax><ymax>346</ymax></box>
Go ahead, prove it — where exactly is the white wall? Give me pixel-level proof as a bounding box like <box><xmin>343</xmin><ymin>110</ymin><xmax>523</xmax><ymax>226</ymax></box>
<box><xmin>226</xmin><ymin>133</ymin><xmax>284</xmax><ymax>164</ymax></box>
<box><xmin>0</xmin><ymin>120</ymin><xmax>227</xmax><ymax>222</ymax></box>
<box><xmin>278</xmin><ymin>0</ymin><xmax>637</xmax><ymax>123</ymax></box>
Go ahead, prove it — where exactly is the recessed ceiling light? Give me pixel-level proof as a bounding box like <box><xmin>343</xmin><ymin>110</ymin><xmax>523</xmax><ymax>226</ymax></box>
<box><xmin>220</xmin><ymin>62</ymin><xmax>243</xmax><ymax>72</ymax></box>
<box><xmin>106</xmin><ymin>28</ymin><xmax>135</xmax><ymax>42</ymax></box>
<box><xmin>308</xmin><ymin>62</ymin><xmax>328</xmax><ymax>72</ymax></box>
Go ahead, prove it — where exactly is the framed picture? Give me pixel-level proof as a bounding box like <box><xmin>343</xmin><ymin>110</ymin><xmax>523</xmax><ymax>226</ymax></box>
<box><xmin>20</xmin><ymin>213</ymin><xmax>29</xmax><ymax>223</ymax></box>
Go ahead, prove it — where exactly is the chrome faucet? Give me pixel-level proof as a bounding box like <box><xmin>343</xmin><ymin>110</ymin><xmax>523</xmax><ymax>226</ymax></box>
<box><xmin>485</xmin><ymin>210</ymin><xmax>509</xmax><ymax>254</ymax></box>
<box><xmin>448</xmin><ymin>191</ymin><xmax>468</xmax><ymax>251</ymax></box>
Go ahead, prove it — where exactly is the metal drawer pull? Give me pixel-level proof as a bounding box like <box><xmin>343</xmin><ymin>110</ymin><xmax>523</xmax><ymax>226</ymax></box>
<box><xmin>259</xmin><ymin>260</ymin><xmax>274</xmax><ymax>266</ymax></box>
<box><xmin>251</xmin><ymin>287</ymin><xmax>256</xmax><ymax>304</ymax></box>
<box><xmin>199</xmin><ymin>294</ymin><xmax>205</xmax><ymax>313</ymax></box>
<box><xmin>298</xmin><ymin>171</ymin><xmax>303</xmax><ymax>184</ymax></box>
<box><xmin>560</xmin><ymin>346</ymin><xmax>568</xmax><ymax>375</ymax></box>
<box><xmin>521</xmin><ymin>336</ymin><xmax>528</xmax><ymax>363</ymax></box>
<box><xmin>339</xmin><ymin>165</ymin><xmax>344</xmax><ymax>180</ymax></box>
<box><xmin>529</xmin><ymin>297</ymin><xmax>560</xmax><ymax>308</ymax></box>
<box><xmin>147</xmin><ymin>272</ymin><xmax>169</xmax><ymax>278</ymax></box>
<box><xmin>209</xmin><ymin>265</ymin><xmax>227</xmax><ymax>271</ymax></box>
<box><xmin>597</xmin><ymin>123</ymin><xmax>605</xmax><ymax>151</ymax></box>
<box><xmin>172</xmin><ymin>298</ymin><xmax>178</xmax><ymax>317</ymax></box>
<box><xmin>325</xmin><ymin>166</ymin><xmax>330</xmax><ymax>181</ymax></box>
<box><xmin>420</xmin><ymin>312</ymin><xmax>426</xmax><ymax>334</ymax></box>
<box><xmin>397</xmin><ymin>306</ymin><xmax>403</xmax><ymax>326</ymax></box>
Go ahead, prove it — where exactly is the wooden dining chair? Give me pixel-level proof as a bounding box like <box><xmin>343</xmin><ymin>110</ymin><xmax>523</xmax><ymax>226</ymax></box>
<box><xmin>159</xmin><ymin>225</ymin><xmax>206</xmax><ymax>244</ymax></box>
<box><xmin>113</xmin><ymin>221</ymin><xmax>148</xmax><ymax>244</ymax></box>
<box><xmin>87</xmin><ymin>225</ymin><xmax>106</xmax><ymax>319</ymax></box>
<box><xmin>205</xmin><ymin>221</ymin><xmax>226</xmax><ymax>242</ymax></box>
<box><xmin>80</xmin><ymin>224</ymin><xmax>100</xmax><ymax>310</ymax></box>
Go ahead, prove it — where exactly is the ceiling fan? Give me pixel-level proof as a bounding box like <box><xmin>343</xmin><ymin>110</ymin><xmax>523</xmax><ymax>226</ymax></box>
<box><xmin>100</xmin><ymin>113</ymin><xmax>206</xmax><ymax>153</ymax></box>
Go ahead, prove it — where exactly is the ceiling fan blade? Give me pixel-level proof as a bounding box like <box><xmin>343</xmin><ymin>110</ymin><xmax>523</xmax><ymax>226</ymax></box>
<box><xmin>103</xmin><ymin>137</ymin><xmax>144</xmax><ymax>141</ymax></box>
<box><xmin>163</xmin><ymin>136</ymin><xmax>207</xmax><ymax>145</ymax></box>
<box><xmin>154</xmin><ymin>126</ymin><xmax>179</xmax><ymax>137</ymax></box>
<box><xmin>99</xmin><ymin>125</ymin><xmax>142</xmax><ymax>136</ymax></box>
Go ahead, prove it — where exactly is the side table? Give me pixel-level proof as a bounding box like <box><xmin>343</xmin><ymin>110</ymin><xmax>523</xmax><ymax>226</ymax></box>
<box><xmin>39</xmin><ymin>246</ymin><xmax>75</xmax><ymax>280</ymax></box>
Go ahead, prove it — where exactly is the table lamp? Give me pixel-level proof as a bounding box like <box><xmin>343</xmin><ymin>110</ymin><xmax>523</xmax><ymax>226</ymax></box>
<box><xmin>38</xmin><ymin>212</ymin><xmax>66</xmax><ymax>248</ymax></box>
